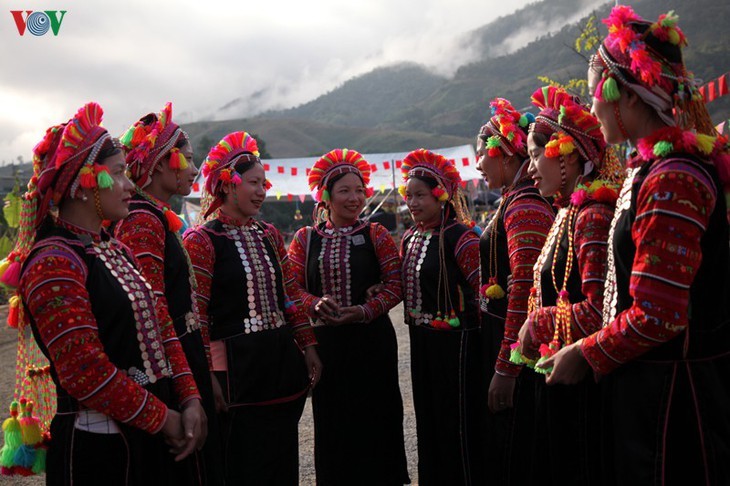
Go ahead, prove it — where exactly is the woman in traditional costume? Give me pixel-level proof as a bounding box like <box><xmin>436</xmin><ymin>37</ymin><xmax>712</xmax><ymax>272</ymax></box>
<box><xmin>513</xmin><ymin>86</ymin><xmax>622</xmax><ymax>485</ymax></box>
<box><xmin>115</xmin><ymin>103</ymin><xmax>223</xmax><ymax>485</ymax></box>
<box><xmin>476</xmin><ymin>98</ymin><xmax>553</xmax><ymax>485</ymax></box>
<box><xmin>1</xmin><ymin>102</ymin><xmax>205</xmax><ymax>485</ymax></box>
<box><xmin>287</xmin><ymin>148</ymin><xmax>410</xmax><ymax>485</ymax></box>
<box><xmin>183</xmin><ymin>131</ymin><xmax>321</xmax><ymax>485</ymax></box>
<box><xmin>543</xmin><ymin>7</ymin><xmax>730</xmax><ymax>484</ymax></box>
<box><xmin>400</xmin><ymin>148</ymin><xmax>483</xmax><ymax>485</ymax></box>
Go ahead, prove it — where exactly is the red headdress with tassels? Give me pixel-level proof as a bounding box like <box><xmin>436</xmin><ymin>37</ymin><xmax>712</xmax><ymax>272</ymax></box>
<box><xmin>308</xmin><ymin>148</ymin><xmax>373</xmax><ymax>202</ymax></box>
<box><xmin>400</xmin><ymin>148</ymin><xmax>461</xmax><ymax>199</ymax></box>
<box><xmin>479</xmin><ymin>98</ymin><xmax>534</xmax><ymax>158</ymax></box>
<box><xmin>1</xmin><ymin>103</ymin><xmax>115</xmax><ymax>290</ymax></box>
<box><xmin>200</xmin><ymin>131</ymin><xmax>266</xmax><ymax>218</ymax></box>
<box><xmin>530</xmin><ymin>86</ymin><xmax>607</xmax><ymax>169</ymax></box>
<box><xmin>120</xmin><ymin>102</ymin><xmax>190</xmax><ymax>189</ymax></box>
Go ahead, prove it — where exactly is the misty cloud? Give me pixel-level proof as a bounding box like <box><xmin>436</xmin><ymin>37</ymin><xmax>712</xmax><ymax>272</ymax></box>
<box><xmin>2</xmin><ymin>0</ymin><xmax>564</xmax><ymax>163</ymax></box>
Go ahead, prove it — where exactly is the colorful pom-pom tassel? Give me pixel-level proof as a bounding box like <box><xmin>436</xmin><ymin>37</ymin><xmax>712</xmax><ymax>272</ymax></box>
<box><xmin>483</xmin><ymin>277</ymin><xmax>506</xmax><ymax>300</ymax></box>
<box><xmin>163</xmin><ymin>209</ymin><xmax>183</xmax><ymax>233</ymax></box>
<box><xmin>0</xmin><ymin>260</ymin><xmax>21</xmax><ymax>288</ymax></box>
<box><xmin>321</xmin><ymin>189</ymin><xmax>330</xmax><ymax>202</ymax></box>
<box><xmin>31</xmin><ymin>446</ymin><xmax>46</xmax><ymax>475</ymax></box>
<box><xmin>448</xmin><ymin>310</ymin><xmax>460</xmax><ymax>328</ymax></box>
<box><xmin>0</xmin><ymin>402</ymin><xmax>22</xmax><ymax>469</ymax></box>
<box><xmin>78</xmin><ymin>166</ymin><xmax>97</xmax><ymax>189</ymax></box>
<box><xmin>653</xmin><ymin>140</ymin><xmax>674</xmax><ymax>157</ymax></box>
<box><xmin>95</xmin><ymin>166</ymin><xmax>114</xmax><ymax>190</ymax></box>
<box><xmin>7</xmin><ymin>295</ymin><xmax>20</xmax><ymax>328</ymax></box>
<box><xmin>602</xmin><ymin>76</ymin><xmax>621</xmax><ymax>102</ymax></box>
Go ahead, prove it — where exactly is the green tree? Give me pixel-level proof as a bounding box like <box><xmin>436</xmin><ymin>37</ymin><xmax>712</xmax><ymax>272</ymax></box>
<box><xmin>536</xmin><ymin>14</ymin><xmax>600</xmax><ymax>97</ymax></box>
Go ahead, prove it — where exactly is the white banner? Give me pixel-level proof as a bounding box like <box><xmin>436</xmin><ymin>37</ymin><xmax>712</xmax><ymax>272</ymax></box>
<box><xmin>186</xmin><ymin>144</ymin><xmax>479</xmax><ymax>200</ymax></box>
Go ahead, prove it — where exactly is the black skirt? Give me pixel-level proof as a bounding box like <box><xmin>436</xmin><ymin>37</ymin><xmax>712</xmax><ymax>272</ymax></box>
<box><xmin>409</xmin><ymin>325</ymin><xmax>485</xmax><ymax>486</ymax></box>
<box><xmin>311</xmin><ymin>315</ymin><xmax>410</xmax><ymax>485</ymax></box>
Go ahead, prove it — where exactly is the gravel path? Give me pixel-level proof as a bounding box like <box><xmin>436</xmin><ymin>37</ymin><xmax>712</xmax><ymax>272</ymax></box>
<box><xmin>0</xmin><ymin>304</ymin><xmax>418</xmax><ymax>485</ymax></box>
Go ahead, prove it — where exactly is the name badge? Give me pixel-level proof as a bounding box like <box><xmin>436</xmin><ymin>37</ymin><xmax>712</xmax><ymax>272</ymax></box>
<box><xmin>352</xmin><ymin>234</ymin><xmax>366</xmax><ymax>246</ymax></box>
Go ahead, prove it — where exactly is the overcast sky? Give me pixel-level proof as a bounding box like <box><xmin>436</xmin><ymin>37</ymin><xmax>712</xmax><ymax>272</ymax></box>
<box><xmin>1</xmin><ymin>0</ymin><xmax>547</xmax><ymax>164</ymax></box>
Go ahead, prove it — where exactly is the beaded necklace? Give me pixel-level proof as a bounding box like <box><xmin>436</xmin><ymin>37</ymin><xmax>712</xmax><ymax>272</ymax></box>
<box><xmin>135</xmin><ymin>189</ymin><xmax>201</xmax><ymax>334</ymax></box>
<box><xmin>403</xmin><ymin>226</ymin><xmax>434</xmax><ymax>326</ymax></box>
<box><xmin>56</xmin><ymin>218</ymin><xmax>173</xmax><ymax>385</ymax></box>
<box><xmin>219</xmin><ymin>214</ymin><xmax>285</xmax><ymax>334</ymax></box>
<box><xmin>317</xmin><ymin>221</ymin><xmax>365</xmax><ymax>308</ymax></box>
<box><xmin>513</xmin><ymin>178</ymin><xmax>620</xmax><ymax>370</ymax></box>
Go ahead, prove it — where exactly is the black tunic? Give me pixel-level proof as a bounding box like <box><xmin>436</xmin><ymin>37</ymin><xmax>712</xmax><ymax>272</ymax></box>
<box><xmin>535</xmin><ymin>203</ymin><xmax>605</xmax><ymax>486</ymax></box>
<box><xmin>304</xmin><ymin>222</ymin><xmax>409</xmax><ymax>486</ymax></box>
<box><xmin>605</xmin><ymin>156</ymin><xmax>730</xmax><ymax>486</ymax></box>
<box><xmin>202</xmin><ymin>218</ymin><xmax>309</xmax><ymax>485</ymax></box>
<box><xmin>402</xmin><ymin>220</ymin><xmax>484</xmax><ymax>486</ymax></box>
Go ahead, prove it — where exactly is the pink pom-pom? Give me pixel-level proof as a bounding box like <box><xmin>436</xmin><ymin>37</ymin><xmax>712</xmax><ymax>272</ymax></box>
<box><xmin>0</xmin><ymin>260</ymin><xmax>22</xmax><ymax>288</ymax></box>
<box><xmin>570</xmin><ymin>189</ymin><xmax>588</xmax><ymax>207</ymax></box>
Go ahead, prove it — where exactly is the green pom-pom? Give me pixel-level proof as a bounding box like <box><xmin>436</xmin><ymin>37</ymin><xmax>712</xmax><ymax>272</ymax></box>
<box><xmin>510</xmin><ymin>347</ymin><xmax>525</xmax><ymax>365</ymax></box>
<box><xmin>653</xmin><ymin>141</ymin><xmax>674</xmax><ymax>157</ymax></box>
<box><xmin>32</xmin><ymin>447</ymin><xmax>46</xmax><ymax>474</ymax></box>
<box><xmin>486</xmin><ymin>136</ymin><xmax>501</xmax><ymax>149</ymax></box>
<box><xmin>518</xmin><ymin>114</ymin><xmax>528</xmax><ymax>127</ymax></box>
<box><xmin>119</xmin><ymin>127</ymin><xmax>135</xmax><ymax>147</ymax></box>
<box><xmin>448</xmin><ymin>317</ymin><xmax>460</xmax><ymax>328</ymax></box>
<box><xmin>97</xmin><ymin>169</ymin><xmax>114</xmax><ymax>189</ymax></box>
<box><xmin>321</xmin><ymin>189</ymin><xmax>330</xmax><ymax>202</ymax></box>
<box><xmin>534</xmin><ymin>356</ymin><xmax>552</xmax><ymax>374</ymax></box>
<box><xmin>0</xmin><ymin>416</ymin><xmax>22</xmax><ymax>467</ymax></box>
<box><xmin>602</xmin><ymin>76</ymin><xmax>621</xmax><ymax>102</ymax></box>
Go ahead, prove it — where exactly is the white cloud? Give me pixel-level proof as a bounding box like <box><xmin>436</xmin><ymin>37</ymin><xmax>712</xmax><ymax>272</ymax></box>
<box><xmin>1</xmin><ymin>0</ymin><xmax>540</xmax><ymax>163</ymax></box>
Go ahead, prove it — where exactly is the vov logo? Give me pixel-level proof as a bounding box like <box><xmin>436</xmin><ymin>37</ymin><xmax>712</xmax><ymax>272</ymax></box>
<box><xmin>11</xmin><ymin>10</ymin><xmax>67</xmax><ymax>36</ymax></box>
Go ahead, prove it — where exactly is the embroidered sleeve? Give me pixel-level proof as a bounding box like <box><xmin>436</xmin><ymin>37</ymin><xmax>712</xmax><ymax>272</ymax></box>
<box><xmin>531</xmin><ymin>203</ymin><xmax>613</xmax><ymax>349</ymax></box>
<box><xmin>496</xmin><ymin>196</ymin><xmax>554</xmax><ymax>377</ymax></box>
<box><xmin>582</xmin><ymin>164</ymin><xmax>716</xmax><ymax>374</ymax></box>
<box><xmin>454</xmin><ymin>229</ymin><xmax>481</xmax><ymax>296</ymax></box>
<box><xmin>268</xmin><ymin>224</ymin><xmax>317</xmax><ymax>348</ymax></box>
<box><xmin>287</xmin><ymin>227</ymin><xmax>319</xmax><ymax>316</ymax></box>
<box><xmin>183</xmin><ymin>227</ymin><xmax>215</xmax><ymax>369</ymax></box>
<box><xmin>20</xmin><ymin>244</ymin><xmax>169</xmax><ymax>434</ymax></box>
<box><xmin>359</xmin><ymin>223</ymin><xmax>403</xmax><ymax>322</ymax></box>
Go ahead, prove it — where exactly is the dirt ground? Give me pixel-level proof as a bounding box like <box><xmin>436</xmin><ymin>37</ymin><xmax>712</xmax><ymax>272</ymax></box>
<box><xmin>0</xmin><ymin>304</ymin><xmax>418</xmax><ymax>485</ymax></box>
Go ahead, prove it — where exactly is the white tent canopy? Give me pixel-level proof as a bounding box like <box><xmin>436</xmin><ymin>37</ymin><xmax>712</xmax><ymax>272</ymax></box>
<box><xmin>186</xmin><ymin>145</ymin><xmax>479</xmax><ymax>201</ymax></box>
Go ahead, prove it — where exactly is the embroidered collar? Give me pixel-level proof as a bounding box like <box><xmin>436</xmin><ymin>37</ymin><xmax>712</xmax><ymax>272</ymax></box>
<box><xmin>55</xmin><ymin>217</ymin><xmax>103</xmax><ymax>242</ymax></box>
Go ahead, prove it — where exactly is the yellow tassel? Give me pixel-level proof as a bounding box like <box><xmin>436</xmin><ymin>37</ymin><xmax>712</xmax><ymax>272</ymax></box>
<box><xmin>695</xmin><ymin>134</ymin><xmax>716</xmax><ymax>155</ymax></box>
<box><xmin>485</xmin><ymin>283</ymin><xmax>505</xmax><ymax>299</ymax></box>
<box><xmin>0</xmin><ymin>258</ymin><xmax>10</xmax><ymax>276</ymax></box>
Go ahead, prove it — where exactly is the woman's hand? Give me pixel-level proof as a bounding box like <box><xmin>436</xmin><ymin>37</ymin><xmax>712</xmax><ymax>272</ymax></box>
<box><xmin>177</xmin><ymin>399</ymin><xmax>207</xmax><ymax>460</ymax></box>
<box><xmin>488</xmin><ymin>374</ymin><xmax>516</xmax><ymax>414</ymax></box>
<box><xmin>314</xmin><ymin>295</ymin><xmax>340</xmax><ymax>321</ymax></box>
<box><xmin>324</xmin><ymin>306</ymin><xmax>365</xmax><ymax>326</ymax></box>
<box><xmin>304</xmin><ymin>346</ymin><xmax>323</xmax><ymax>388</ymax></box>
<box><xmin>365</xmin><ymin>283</ymin><xmax>385</xmax><ymax>299</ymax></box>
<box><xmin>538</xmin><ymin>341</ymin><xmax>591</xmax><ymax>385</ymax></box>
